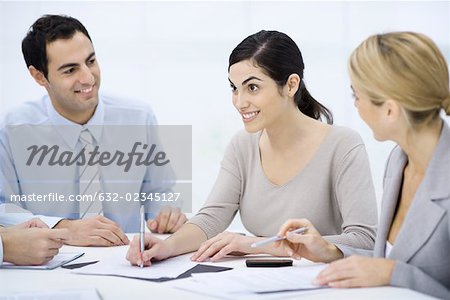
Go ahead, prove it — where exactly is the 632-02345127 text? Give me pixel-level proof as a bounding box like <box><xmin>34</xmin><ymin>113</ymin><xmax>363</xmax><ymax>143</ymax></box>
<box><xmin>9</xmin><ymin>192</ymin><xmax>181</xmax><ymax>203</ymax></box>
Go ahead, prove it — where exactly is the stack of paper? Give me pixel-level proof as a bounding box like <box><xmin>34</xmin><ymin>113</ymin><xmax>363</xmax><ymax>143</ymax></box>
<box><xmin>74</xmin><ymin>246</ymin><xmax>197</xmax><ymax>280</ymax></box>
<box><xmin>173</xmin><ymin>264</ymin><xmax>329</xmax><ymax>299</ymax></box>
<box><xmin>0</xmin><ymin>288</ymin><xmax>101</xmax><ymax>300</ymax></box>
<box><xmin>1</xmin><ymin>252</ymin><xmax>84</xmax><ymax>270</ymax></box>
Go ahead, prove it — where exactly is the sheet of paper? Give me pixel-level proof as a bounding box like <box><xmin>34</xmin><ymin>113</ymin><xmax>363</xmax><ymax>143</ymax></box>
<box><xmin>74</xmin><ymin>245</ymin><xmax>197</xmax><ymax>279</ymax></box>
<box><xmin>173</xmin><ymin>264</ymin><xmax>329</xmax><ymax>299</ymax></box>
<box><xmin>1</xmin><ymin>252</ymin><xmax>84</xmax><ymax>270</ymax></box>
<box><xmin>0</xmin><ymin>288</ymin><xmax>101</xmax><ymax>300</ymax></box>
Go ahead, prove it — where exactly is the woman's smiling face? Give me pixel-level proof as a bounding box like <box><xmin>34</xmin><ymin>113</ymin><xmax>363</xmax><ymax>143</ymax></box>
<box><xmin>228</xmin><ymin>60</ymin><xmax>292</xmax><ymax>133</ymax></box>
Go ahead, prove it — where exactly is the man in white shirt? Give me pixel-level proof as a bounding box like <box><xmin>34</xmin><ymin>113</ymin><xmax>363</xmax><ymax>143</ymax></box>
<box><xmin>0</xmin><ymin>218</ymin><xmax>68</xmax><ymax>265</ymax></box>
<box><xmin>0</xmin><ymin>15</ymin><xmax>187</xmax><ymax>246</ymax></box>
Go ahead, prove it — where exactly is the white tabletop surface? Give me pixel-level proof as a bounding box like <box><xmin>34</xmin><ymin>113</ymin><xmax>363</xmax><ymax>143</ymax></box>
<box><xmin>0</xmin><ymin>234</ymin><xmax>436</xmax><ymax>300</ymax></box>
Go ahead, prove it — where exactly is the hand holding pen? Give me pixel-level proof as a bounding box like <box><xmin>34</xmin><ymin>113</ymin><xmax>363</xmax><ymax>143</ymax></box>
<box><xmin>127</xmin><ymin>207</ymin><xmax>172</xmax><ymax>267</ymax></box>
<box><xmin>274</xmin><ymin>219</ymin><xmax>344</xmax><ymax>263</ymax></box>
<box><xmin>251</xmin><ymin>226</ymin><xmax>308</xmax><ymax>248</ymax></box>
<box><xmin>139</xmin><ymin>205</ymin><xmax>145</xmax><ymax>268</ymax></box>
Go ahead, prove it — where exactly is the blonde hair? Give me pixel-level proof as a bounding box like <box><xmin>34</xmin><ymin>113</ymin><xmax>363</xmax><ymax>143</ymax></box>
<box><xmin>349</xmin><ymin>31</ymin><xmax>450</xmax><ymax>123</ymax></box>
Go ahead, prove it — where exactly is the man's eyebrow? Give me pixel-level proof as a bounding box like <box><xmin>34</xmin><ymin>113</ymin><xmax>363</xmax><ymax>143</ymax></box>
<box><xmin>57</xmin><ymin>52</ymin><xmax>96</xmax><ymax>71</ymax></box>
<box><xmin>57</xmin><ymin>62</ymin><xmax>78</xmax><ymax>72</ymax></box>
<box><xmin>85</xmin><ymin>52</ymin><xmax>96</xmax><ymax>62</ymax></box>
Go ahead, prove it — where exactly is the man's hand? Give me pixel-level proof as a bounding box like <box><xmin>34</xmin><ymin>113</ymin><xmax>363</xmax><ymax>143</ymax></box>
<box><xmin>147</xmin><ymin>206</ymin><xmax>187</xmax><ymax>234</ymax></box>
<box><xmin>0</xmin><ymin>218</ymin><xmax>48</xmax><ymax>233</ymax></box>
<box><xmin>54</xmin><ymin>215</ymin><xmax>129</xmax><ymax>246</ymax></box>
<box><xmin>1</xmin><ymin>228</ymin><xmax>69</xmax><ymax>265</ymax></box>
<box><xmin>9</xmin><ymin>218</ymin><xmax>48</xmax><ymax>230</ymax></box>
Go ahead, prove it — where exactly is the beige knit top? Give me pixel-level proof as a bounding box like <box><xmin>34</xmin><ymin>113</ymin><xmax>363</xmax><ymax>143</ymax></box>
<box><xmin>189</xmin><ymin>126</ymin><xmax>377</xmax><ymax>249</ymax></box>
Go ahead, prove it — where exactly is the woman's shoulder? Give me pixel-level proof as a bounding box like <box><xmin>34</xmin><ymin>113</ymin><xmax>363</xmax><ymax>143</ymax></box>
<box><xmin>327</xmin><ymin>125</ymin><xmax>365</xmax><ymax>149</ymax></box>
<box><xmin>225</xmin><ymin>129</ymin><xmax>260</xmax><ymax>158</ymax></box>
<box><xmin>229</xmin><ymin>129</ymin><xmax>260</xmax><ymax>146</ymax></box>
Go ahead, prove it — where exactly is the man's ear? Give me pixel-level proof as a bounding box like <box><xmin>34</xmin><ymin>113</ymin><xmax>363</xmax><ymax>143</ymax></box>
<box><xmin>28</xmin><ymin>66</ymin><xmax>48</xmax><ymax>87</ymax></box>
<box><xmin>286</xmin><ymin>74</ymin><xmax>300</xmax><ymax>98</ymax></box>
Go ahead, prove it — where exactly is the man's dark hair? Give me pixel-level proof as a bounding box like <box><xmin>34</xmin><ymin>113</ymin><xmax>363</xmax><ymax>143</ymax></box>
<box><xmin>21</xmin><ymin>14</ymin><xmax>92</xmax><ymax>78</ymax></box>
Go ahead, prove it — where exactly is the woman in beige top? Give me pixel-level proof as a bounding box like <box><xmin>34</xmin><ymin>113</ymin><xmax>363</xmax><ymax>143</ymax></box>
<box><xmin>276</xmin><ymin>32</ymin><xmax>450</xmax><ymax>298</ymax></box>
<box><xmin>126</xmin><ymin>30</ymin><xmax>377</xmax><ymax>265</ymax></box>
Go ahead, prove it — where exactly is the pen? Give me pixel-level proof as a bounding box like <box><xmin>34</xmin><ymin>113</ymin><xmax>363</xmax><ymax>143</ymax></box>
<box><xmin>139</xmin><ymin>205</ymin><xmax>145</xmax><ymax>268</ymax></box>
<box><xmin>250</xmin><ymin>227</ymin><xmax>308</xmax><ymax>248</ymax></box>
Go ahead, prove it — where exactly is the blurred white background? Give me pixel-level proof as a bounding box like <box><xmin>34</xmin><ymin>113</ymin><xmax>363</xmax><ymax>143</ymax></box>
<box><xmin>0</xmin><ymin>1</ymin><xmax>449</xmax><ymax>232</ymax></box>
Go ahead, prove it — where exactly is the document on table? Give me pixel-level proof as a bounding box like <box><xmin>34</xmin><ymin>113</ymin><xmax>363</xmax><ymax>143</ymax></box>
<box><xmin>173</xmin><ymin>264</ymin><xmax>329</xmax><ymax>299</ymax></box>
<box><xmin>0</xmin><ymin>252</ymin><xmax>84</xmax><ymax>270</ymax></box>
<box><xmin>0</xmin><ymin>288</ymin><xmax>101</xmax><ymax>300</ymax></box>
<box><xmin>74</xmin><ymin>245</ymin><xmax>197</xmax><ymax>279</ymax></box>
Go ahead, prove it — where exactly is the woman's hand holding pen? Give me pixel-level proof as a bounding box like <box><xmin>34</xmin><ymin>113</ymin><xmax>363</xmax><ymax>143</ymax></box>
<box><xmin>126</xmin><ymin>234</ymin><xmax>172</xmax><ymax>267</ymax></box>
<box><xmin>274</xmin><ymin>218</ymin><xmax>343</xmax><ymax>263</ymax></box>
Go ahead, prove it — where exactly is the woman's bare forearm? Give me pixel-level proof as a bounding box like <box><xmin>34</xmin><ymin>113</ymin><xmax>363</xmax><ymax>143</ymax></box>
<box><xmin>165</xmin><ymin>223</ymin><xmax>208</xmax><ymax>256</ymax></box>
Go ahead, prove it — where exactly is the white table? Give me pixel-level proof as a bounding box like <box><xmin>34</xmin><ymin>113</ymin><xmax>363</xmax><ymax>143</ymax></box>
<box><xmin>0</xmin><ymin>234</ymin><xmax>436</xmax><ymax>300</ymax></box>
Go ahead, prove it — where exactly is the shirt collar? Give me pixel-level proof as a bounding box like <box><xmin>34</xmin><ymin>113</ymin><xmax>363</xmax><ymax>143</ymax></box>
<box><xmin>45</xmin><ymin>95</ymin><xmax>105</xmax><ymax>149</ymax></box>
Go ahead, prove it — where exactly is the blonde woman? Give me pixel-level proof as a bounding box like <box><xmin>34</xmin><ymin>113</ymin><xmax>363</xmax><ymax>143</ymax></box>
<box><xmin>276</xmin><ymin>32</ymin><xmax>450</xmax><ymax>298</ymax></box>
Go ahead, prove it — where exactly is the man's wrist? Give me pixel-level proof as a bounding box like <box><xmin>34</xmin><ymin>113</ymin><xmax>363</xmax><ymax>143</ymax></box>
<box><xmin>53</xmin><ymin>219</ymin><xmax>73</xmax><ymax>229</ymax></box>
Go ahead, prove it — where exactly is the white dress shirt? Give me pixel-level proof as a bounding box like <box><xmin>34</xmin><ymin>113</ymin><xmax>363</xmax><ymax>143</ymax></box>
<box><xmin>0</xmin><ymin>95</ymin><xmax>178</xmax><ymax>232</ymax></box>
<box><xmin>0</xmin><ymin>235</ymin><xmax>3</xmax><ymax>265</ymax></box>
<box><xmin>385</xmin><ymin>241</ymin><xmax>393</xmax><ymax>257</ymax></box>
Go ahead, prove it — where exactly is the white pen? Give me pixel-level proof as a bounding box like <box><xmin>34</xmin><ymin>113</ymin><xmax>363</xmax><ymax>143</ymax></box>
<box><xmin>251</xmin><ymin>226</ymin><xmax>308</xmax><ymax>248</ymax></box>
<box><xmin>139</xmin><ymin>205</ymin><xmax>145</xmax><ymax>268</ymax></box>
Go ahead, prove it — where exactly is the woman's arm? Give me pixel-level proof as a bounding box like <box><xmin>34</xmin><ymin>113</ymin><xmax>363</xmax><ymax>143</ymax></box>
<box><xmin>127</xmin><ymin>134</ymin><xmax>245</xmax><ymax>264</ymax></box>
<box><xmin>126</xmin><ymin>223</ymin><xmax>207</xmax><ymax>265</ymax></box>
<box><xmin>326</xmin><ymin>142</ymin><xmax>377</xmax><ymax>249</ymax></box>
<box><xmin>314</xmin><ymin>256</ymin><xmax>450</xmax><ymax>299</ymax></box>
<box><xmin>390</xmin><ymin>260</ymin><xmax>450</xmax><ymax>299</ymax></box>
<box><xmin>165</xmin><ymin>223</ymin><xmax>207</xmax><ymax>256</ymax></box>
